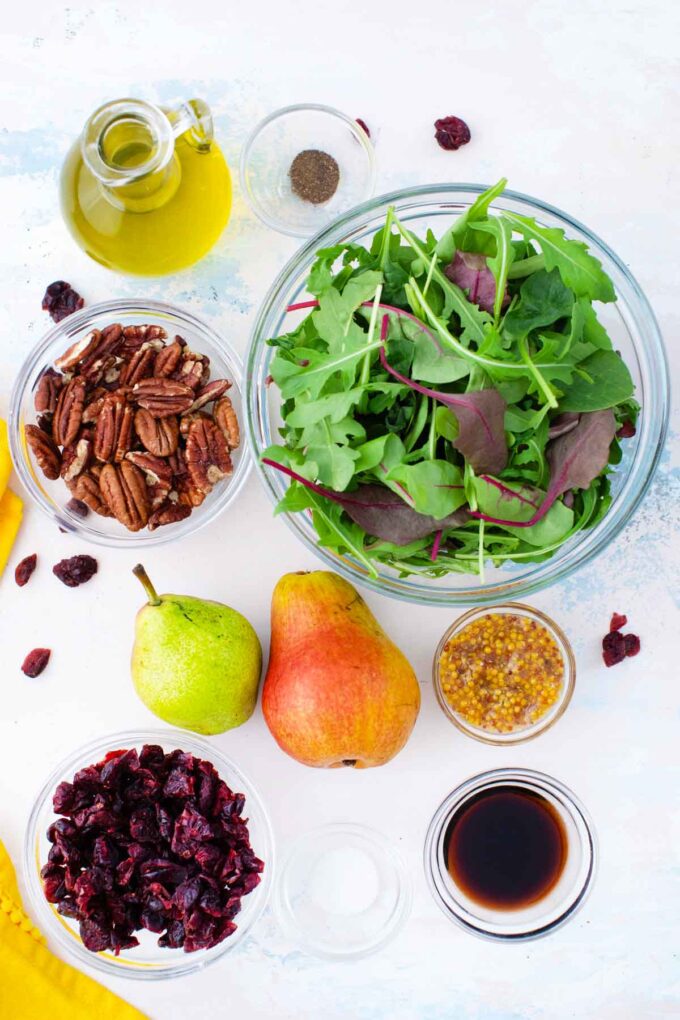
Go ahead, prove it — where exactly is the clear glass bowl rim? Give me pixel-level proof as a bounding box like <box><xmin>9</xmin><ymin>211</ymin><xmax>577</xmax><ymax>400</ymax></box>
<box><xmin>432</xmin><ymin>602</ymin><xmax>576</xmax><ymax>745</ymax></box>
<box><xmin>245</xmin><ymin>182</ymin><xmax>670</xmax><ymax>606</ymax></box>
<box><xmin>239</xmin><ymin>102</ymin><xmax>376</xmax><ymax>237</ymax></box>
<box><xmin>23</xmin><ymin>727</ymin><xmax>275</xmax><ymax>981</ymax></box>
<box><xmin>423</xmin><ymin>767</ymin><xmax>597</xmax><ymax>942</ymax></box>
<box><xmin>9</xmin><ymin>298</ymin><xmax>252</xmax><ymax>549</ymax></box>
<box><xmin>273</xmin><ymin>821</ymin><xmax>412</xmax><ymax>960</ymax></box>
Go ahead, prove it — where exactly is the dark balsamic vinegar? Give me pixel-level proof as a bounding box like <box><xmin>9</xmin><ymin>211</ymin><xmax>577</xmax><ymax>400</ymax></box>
<box><xmin>445</xmin><ymin>786</ymin><xmax>567</xmax><ymax>910</ymax></box>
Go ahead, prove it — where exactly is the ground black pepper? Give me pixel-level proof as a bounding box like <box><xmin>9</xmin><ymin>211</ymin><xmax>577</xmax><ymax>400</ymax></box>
<box><xmin>289</xmin><ymin>149</ymin><xmax>340</xmax><ymax>204</ymax></box>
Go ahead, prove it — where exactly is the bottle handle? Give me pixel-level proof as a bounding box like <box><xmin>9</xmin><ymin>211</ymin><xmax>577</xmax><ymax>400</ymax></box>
<box><xmin>166</xmin><ymin>99</ymin><xmax>214</xmax><ymax>151</ymax></box>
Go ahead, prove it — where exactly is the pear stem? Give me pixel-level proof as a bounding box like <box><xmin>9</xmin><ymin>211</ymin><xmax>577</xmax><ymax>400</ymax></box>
<box><xmin>133</xmin><ymin>563</ymin><xmax>161</xmax><ymax>606</ymax></box>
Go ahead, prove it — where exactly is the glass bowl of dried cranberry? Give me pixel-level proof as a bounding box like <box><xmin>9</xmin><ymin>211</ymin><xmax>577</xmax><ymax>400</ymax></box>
<box><xmin>24</xmin><ymin>729</ymin><xmax>274</xmax><ymax>980</ymax></box>
<box><xmin>9</xmin><ymin>299</ymin><xmax>251</xmax><ymax>548</ymax></box>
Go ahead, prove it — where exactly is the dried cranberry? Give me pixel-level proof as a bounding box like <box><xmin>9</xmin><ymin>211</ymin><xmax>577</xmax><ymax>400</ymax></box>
<box><xmin>624</xmin><ymin>633</ymin><xmax>641</xmax><ymax>657</ymax></box>
<box><xmin>66</xmin><ymin>497</ymin><xmax>90</xmax><ymax>519</ymax></box>
<box><xmin>15</xmin><ymin>553</ymin><xmax>37</xmax><ymax>587</ymax></box>
<box><xmin>617</xmin><ymin>419</ymin><xmax>636</xmax><ymax>439</ymax></box>
<box><xmin>53</xmin><ymin>554</ymin><xmax>98</xmax><ymax>587</ymax></box>
<box><xmin>610</xmin><ymin>612</ymin><xmax>628</xmax><ymax>632</ymax></box>
<box><xmin>22</xmin><ymin>648</ymin><xmax>51</xmax><ymax>677</ymax></box>
<box><xmin>356</xmin><ymin>117</ymin><xmax>371</xmax><ymax>138</ymax></box>
<box><xmin>42</xmin><ymin>744</ymin><xmax>264</xmax><ymax>955</ymax></box>
<box><xmin>42</xmin><ymin>281</ymin><xmax>84</xmax><ymax>323</ymax></box>
<box><xmin>434</xmin><ymin>115</ymin><xmax>471</xmax><ymax>151</ymax></box>
<box><xmin>602</xmin><ymin>631</ymin><xmax>626</xmax><ymax>667</ymax></box>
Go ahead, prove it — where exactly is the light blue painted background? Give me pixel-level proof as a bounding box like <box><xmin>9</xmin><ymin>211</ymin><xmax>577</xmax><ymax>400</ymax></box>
<box><xmin>1</xmin><ymin>2</ymin><xmax>678</xmax><ymax>1018</ymax></box>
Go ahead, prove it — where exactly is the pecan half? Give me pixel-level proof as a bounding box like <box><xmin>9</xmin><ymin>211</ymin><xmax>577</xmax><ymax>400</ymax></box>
<box><xmin>55</xmin><ymin>330</ymin><xmax>101</xmax><ymax>373</ymax></box>
<box><xmin>25</xmin><ymin>424</ymin><xmax>61</xmax><ymax>480</ymax></box>
<box><xmin>100</xmin><ymin>462</ymin><xmax>150</xmax><ymax>532</ymax></box>
<box><xmin>134</xmin><ymin>408</ymin><xmax>179</xmax><ymax>456</ymax></box>
<box><xmin>132</xmin><ymin>378</ymin><xmax>194</xmax><ymax>418</ymax></box>
<box><xmin>34</xmin><ymin>368</ymin><xmax>63</xmax><ymax>415</ymax></box>
<box><xmin>174</xmin><ymin>474</ymin><xmax>206</xmax><ymax>508</ymax></box>
<box><xmin>82</xmin><ymin>387</ymin><xmax>108</xmax><ymax>424</ymax></box>
<box><xmin>120</xmin><ymin>324</ymin><xmax>168</xmax><ymax>357</ymax></box>
<box><xmin>119</xmin><ymin>346</ymin><xmax>157</xmax><ymax>387</ymax></box>
<box><xmin>69</xmin><ymin>472</ymin><xmax>112</xmax><ymax>517</ymax></box>
<box><xmin>94</xmin><ymin>393</ymin><xmax>133</xmax><ymax>463</ymax></box>
<box><xmin>214</xmin><ymin>396</ymin><xmax>240</xmax><ymax>450</ymax></box>
<box><xmin>179</xmin><ymin>411</ymin><xmax>211</xmax><ymax>437</ymax></box>
<box><xmin>176</xmin><ymin>353</ymin><xmax>209</xmax><ymax>392</ymax></box>
<box><xmin>147</xmin><ymin>502</ymin><xmax>192</xmax><ymax>531</ymax></box>
<box><xmin>155</xmin><ymin>339</ymin><xmax>184</xmax><ymax>378</ymax></box>
<box><xmin>186</xmin><ymin>417</ymin><xmax>232</xmax><ymax>494</ymax></box>
<box><xmin>188</xmin><ymin>379</ymin><xmax>231</xmax><ymax>413</ymax></box>
<box><xmin>126</xmin><ymin>451</ymin><xmax>173</xmax><ymax>508</ymax></box>
<box><xmin>53</xmin><ymin>375</ymin><xmax>86</xmax><ymax>447</ymax></box>
<box><xmin>79</xmin><ymin>323</ymin><xmax>123</xmax><ymax>380</ymax></box>
<box><xmin>60</xmin><ymin>434</ymin><xmax>92</xmax><ymax>483</ymax></box>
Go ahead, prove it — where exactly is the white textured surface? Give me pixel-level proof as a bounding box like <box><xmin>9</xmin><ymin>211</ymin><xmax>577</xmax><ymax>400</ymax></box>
<box><xmin>1</xmin><ymin>2</ymin><xmax>679</xmax><ymax>1018</ymax></box>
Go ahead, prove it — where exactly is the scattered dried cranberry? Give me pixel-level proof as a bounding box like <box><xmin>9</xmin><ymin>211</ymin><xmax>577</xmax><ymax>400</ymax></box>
<box><xmin>602</xmin><ymin>631</ymin><xmax>626</xmax><ymax>667</ymax></box>
<box><xmin>42</xmin><ymin>745</ymin><xmax>264</xmax><ymax>955</ymax></box>
<box><xmin>602</xmin><ymin>615</ymin><xmax>641</xmax><ymax>667</ymax></box>
<box><xmin>617</xmin><ymin>419</ymin><xmax>636</xmax><ymax>439</ymax></box>
<box><xmin>22</xmin><ymin>648</ymin><xmax>51</xmax><ymax>677</ymax></box>
<box><xmin>15</xmin><ymin>553</ymin><xmax>37</xmax><ymax>587</ymax></box>
<box><xmin>66</xmin><ymin>498</ymin><xmax>90</xmax><ymax>519</ymax></box>
<box><xmin>609</xmin><ymin>612</ymin><xmax>628</xmax><ymax>632</ymax></box>
<box><xmin>434</xmin><ymin>115</ymin><xmax>471</xmax><ymax>151</ymax></box>
<box><xmin>41</xmin><ymin>281</ymin><xmax>84</xmax><ymax>323</ymax></box>
<box><xmin>53</xmin><ymin>554</ymin><xmax>98</xmax><ymax>588</ymax></box>
<box><xmin>356</xmin><ymin>117</ymin><xmax>371</xmax><ymax>138</ymax></box>
<box><xmin>624</xmin><ymin>633</ymin><xmax>641</xmax><ymax>657</ymax></box>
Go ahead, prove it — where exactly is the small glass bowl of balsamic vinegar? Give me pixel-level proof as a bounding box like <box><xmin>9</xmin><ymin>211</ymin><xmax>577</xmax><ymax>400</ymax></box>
<box><xmin>424</xmin><ymin>769</ymin><xmax>597</xmax><ymax>940</ymax></box>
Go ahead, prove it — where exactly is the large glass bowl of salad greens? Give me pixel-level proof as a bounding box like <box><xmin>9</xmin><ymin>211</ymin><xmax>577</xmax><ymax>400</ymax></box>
<box><xmin>246</xmin><ymin>181</ymin><xmax>668</xmax><ymax>606</ymax></box>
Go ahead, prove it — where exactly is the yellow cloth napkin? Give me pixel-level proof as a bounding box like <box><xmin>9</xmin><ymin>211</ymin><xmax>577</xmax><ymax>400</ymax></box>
<box><xmin>0</xmin><ymin>837</ymin><xmax>147</xmax><ymax>1020</ymax></box>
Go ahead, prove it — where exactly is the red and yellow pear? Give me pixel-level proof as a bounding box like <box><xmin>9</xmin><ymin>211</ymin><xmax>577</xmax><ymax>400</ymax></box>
<box><xmin>262</xmin><ymin>571</ymin><xmax>420</xmax><ymax>768</ymax></box>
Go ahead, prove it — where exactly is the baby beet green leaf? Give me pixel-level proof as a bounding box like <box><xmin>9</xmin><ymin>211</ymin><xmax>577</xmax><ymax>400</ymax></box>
<box><xmin>379</xmin><ymin>326</ymin><xmax>508</xmax><ymax>476</ymax></box>
<box><xmin>501</xmin><ymin>212</ymin><xmax>616</xmax><ymax>302</ymax></box>
<box><xmin>262</xmin><ymin>459</ymin><xmax>468</xmax><ymax>545</ymax></box>
<box><xmin>470</xmin><ymin>409</ymin><xmax>617</xmax><ymax>529</ymax></box>
<box><xmin>443</xmin><ymin>251</ymin><xmax>508</xmax><ymax>315</ymax></box>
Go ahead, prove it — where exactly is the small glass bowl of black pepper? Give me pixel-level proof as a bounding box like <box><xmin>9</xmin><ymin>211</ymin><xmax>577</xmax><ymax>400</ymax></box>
<box><xmin>240</xmin><ymin>104</ymin><xmax>376</xmax><ymax>237</ymax></box>
<box><xmin>424</xmin><ymin>769</ymin><xmax>597</xmax><ymax>941</ymax></box>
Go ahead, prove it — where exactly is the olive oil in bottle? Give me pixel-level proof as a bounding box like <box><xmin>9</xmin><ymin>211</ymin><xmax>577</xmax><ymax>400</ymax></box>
<box><xmin>61</xmin><ymin>98</ymin><xmax>231</xmax><ymax>276</ymax></box>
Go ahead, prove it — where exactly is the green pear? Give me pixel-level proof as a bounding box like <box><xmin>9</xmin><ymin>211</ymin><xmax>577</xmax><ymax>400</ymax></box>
<box><xmin>131</xmin><ymin>564</ymin><xmax>262</xmax><ymax>735</ymax></box>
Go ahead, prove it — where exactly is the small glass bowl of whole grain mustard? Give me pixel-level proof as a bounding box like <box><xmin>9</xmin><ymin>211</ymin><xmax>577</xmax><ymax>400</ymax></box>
<box><xmin>433</xmin><ymin>604</ymin><xmax>575</xmax><ymax>745</ymax></box>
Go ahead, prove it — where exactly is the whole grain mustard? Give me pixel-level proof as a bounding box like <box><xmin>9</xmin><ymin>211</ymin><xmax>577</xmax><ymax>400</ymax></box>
<box><xmin>438</xmin><ymin>613</ymin><xmax>564</xmax><ymax>733</ymax></box>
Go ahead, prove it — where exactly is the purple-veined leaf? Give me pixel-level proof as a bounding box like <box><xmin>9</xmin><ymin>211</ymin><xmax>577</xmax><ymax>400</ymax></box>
<box><xmin>470</xmin><ymin>409</ymin><xmax>617</xmax><ymax>528</ymax></box>
<box><xmin>443</xmin><ymin>251</ymin><xmax>509</xmax><ymax>315</ymax></box>
<box><xmin>262</xmin><ymin>459</ymin><xmax>469</xmax><ymax>545</ymax></box>
<box><xmin>378</xmin><ymin>320</ymin><xmax>508</xmax><ymax>475</ymax></box>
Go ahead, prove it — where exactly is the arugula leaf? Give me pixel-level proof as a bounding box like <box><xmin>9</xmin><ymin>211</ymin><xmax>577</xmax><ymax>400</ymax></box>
<box><xmin>472</xmin><ymin>216</ymin><xmax>515</xmax><ymax>321</ymax></box>
<box><xmin>435</xmin><ymin>178</ymin><xmax>508</xmax><ymax>261</ymax></box>
<box><xmin>501</xmin><ymin>212</ymin><xmax>616</xmax><ymax>302</ymax></box>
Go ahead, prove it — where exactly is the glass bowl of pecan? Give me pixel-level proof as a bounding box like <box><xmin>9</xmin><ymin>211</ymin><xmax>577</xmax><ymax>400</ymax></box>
<box><xmin>9</xmin><ymin>300</ymin><xmax>250</xmax><ymax>546</ymax></box>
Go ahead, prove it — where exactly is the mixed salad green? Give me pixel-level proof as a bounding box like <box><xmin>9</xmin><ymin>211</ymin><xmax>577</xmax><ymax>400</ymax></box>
<box><xmin>262</xmin><ymin>179</ymin><xmax>638</xmax><ymax>579</ymax></box>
